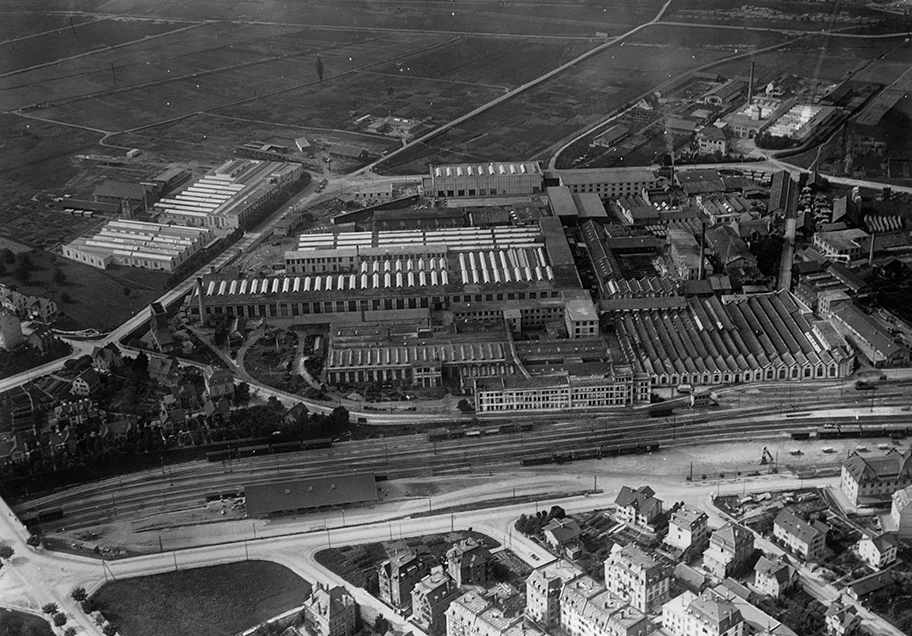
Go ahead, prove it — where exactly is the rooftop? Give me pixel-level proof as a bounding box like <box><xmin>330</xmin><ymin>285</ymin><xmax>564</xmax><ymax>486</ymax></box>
<box><xmin>245</xmin><ymin>474</ymin><xmax>377</xmax><ymax>517</ymax></box>
<box><xmin>430</xmin><ymin>162</ymin><xmax>542</xmax><ymax>178</ymax></box>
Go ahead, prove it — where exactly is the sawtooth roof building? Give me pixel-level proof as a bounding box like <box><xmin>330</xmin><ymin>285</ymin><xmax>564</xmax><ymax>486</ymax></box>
<box><xmin>614</xmin><ymin>291</ymin><xmax>855</xmax><ymax>387</ymax></box>
<box><xmin>424</xmin><ymin>162</ymin><xmax>543</xmax><ymax>198</ymax></box>
<box><xmin>63</xmin><ymin>220</ymin><xmax>214</xmax><ymax>272</ymax></box>
<box><xmin>154</xmin><ymin>159</ymin><xmax>304</xmax><ymax>231</ymax></box>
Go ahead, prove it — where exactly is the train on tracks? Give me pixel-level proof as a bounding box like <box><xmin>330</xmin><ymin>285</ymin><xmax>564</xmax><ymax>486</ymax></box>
<box><xmin>427</xmin><ymin>422</ymin><xmax>534</xmax><ymax>442</ymax></box>
<box><xmin>791</xmin><ymin>424</ymin><xmax>912</xmax><ymax>441</ymax></box>
<box><xmin>205</xmin><ymin>438</ymin><xmax>334</xmax><ymax>462</ymax></box>
<box><xmin>520</xmin><ymin>441</ymin><xmax>660</xmax><ymax>466</ymax></box>
<box><xmin>21</xmin><ymin>508</ymin><xmax>65</xmax><ymax>526</ymax></box>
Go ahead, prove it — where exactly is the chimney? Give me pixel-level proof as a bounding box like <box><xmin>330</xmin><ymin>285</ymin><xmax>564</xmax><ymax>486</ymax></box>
<box><xmin>698</xmin><ymin>221</ymin><xmax>706</xmax><ymax>280</ymax></box>
<box><xmin>195</xmin><ymin>277</ymin><xmax>206</xmax><ymax>324</ymax></box>
<box><xmin>747</xmin><ymin>62</ymin><xmax>755</xmax><ymax>104</ymax></box>
<box><xmin>869</xmin><ymin>233</ymin><xmax>875</xmax><ymax>265</ymax></box>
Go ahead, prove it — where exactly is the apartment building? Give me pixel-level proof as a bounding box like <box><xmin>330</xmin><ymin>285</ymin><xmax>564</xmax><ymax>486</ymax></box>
<box><xmin>666</xmin><ymin>506</ymin><xmax>709</xmax><ymax>553</ymax></box>
<box><xmin>378</xmin><ymin>551</ymin><xmax>427</xmax><ymax>610</ymax></box>
<box><xmin>615</xmin><ymin>485</ymin><xmax>663</xmax><ymax>529</ymax></box>
<box><xmin>525</xmin><ymin>560</ymin><xmax>582</xmax><ymax>629</ymax></box>
<box><xmin>703</xmin><ymin>524</ymin><xmax>754</xmax><ymax>579</ymax></box>
<box><xmin>447</xmin><ymin>539</ymin><xmax>491</xmax><ymax>587</ymax></box>
<box><xmin>841</xmin><ymin>449</ymin><xmax>912</xmax><ymax>506</ymax></box>
<box><xmin>302</xmin><ymin>584</ymin><xmax>357</xmax><ymax>636</ymax></box>
<box><xmin>662</xmin><ymin>590</ymin><xmax>745</xmax><ymax>636</ymax></box>
<box><xmin>412</xmin><ymin>571</ymin><xmax>459</xmax><ymax>636</ymax></box>
<box><xmin>604</xmin><ymin>543</ymin><xmax>671</xmax><ymax>613</ymax></box>
<box><xmin>560</xmin><ymin>577</ymin><xmax>651</xmax><ymax>636</ymax></box>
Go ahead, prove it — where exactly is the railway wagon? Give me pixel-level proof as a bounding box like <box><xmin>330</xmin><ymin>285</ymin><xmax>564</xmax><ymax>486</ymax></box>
<box><xmin>22</xmin><ymin>508</ymin><xmax>65</xmax><ymax>525</ymax></box>
<box><xmin>205</xmin><ymin>488</ymin><xmax>245</xmax><ymax>502</ymax></box>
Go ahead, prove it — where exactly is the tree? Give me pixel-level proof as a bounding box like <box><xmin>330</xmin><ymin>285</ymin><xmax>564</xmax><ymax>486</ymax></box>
<box><xmin>0</xmin><ymin>544</ymin><xmax>14</xmax><ymax>560</ymax></box>
<box><xmin>330</xmin><ymin>405</ymin><xmax>349</xmax><ymax>426</ymax></box>
<box><xmin>122</xmin><ymin>287</ymin><xmax>131</xmax><ymax>296</ymax></box>
<box><xmin>103</xmin><ymin>623</ymin><xmax>118</xmax><ymax>636</ymax></box>
<box><xmin>315</xmin><ymin>55</ymin><xmax>324</xmax><ymax>82</ymax></box>
<box><xmin>61</xmin><ymin>292</ymin><xmax>72</xmax><ymax>303</ymax></box>
<box><xmin>52</xmin><ymin>268</ymin><xmax>67</xmax><ymax>284</ymax></box>
<box><xmin>0</xmin><ymin>262</ymin><xmax>5</xmax><ymax>276</ymax></box>
<box><xmin>42</xmin><ymin>603</ymin><xmax>58</xmax><ymax>615</ymax></box>
<box><xmin>64</xmin><ymin>628</ymin><xmax>78</xmax><ymax>636</ymax></box>
<box><xmin>53</xmin><ymin>613</ymin><xmax>68</xmax><ymax>627</ymax></box>
<box><xmin>234</xmin><ymin>382</ymin><xmax>250</xmax><ymax>405</ymax></box>
<box><xmin>457</xmin><ymin>398</ymin><xmax>474</xmax><ymax>413</ymax></box>
<box><xmin>81</xmin><ymin>598</ymin><xmax>97</xmax><ymax>614</ymax></box>
<box><xmin>26</xmin><ymin>534</ymin><xmax>41</xmax><ymax>547</ymax></box>
<box><xmin>71</xmin><ymin>586</ymin><xmax>87</xmax><ymax>602</ymax></box>
<box><xmin>0</xmin><ymin>248</ymin><xmax>14</xmax><ymax>264</ymax></box>
<box><xmin>14</xmin><ymin>264</ymin><xmax>30</xmax><ymax>284</ymax></box>
<box><xmin>373</xmin><ymin>615</ymin><xmax>390</xmax><ymax>634</ymax></box>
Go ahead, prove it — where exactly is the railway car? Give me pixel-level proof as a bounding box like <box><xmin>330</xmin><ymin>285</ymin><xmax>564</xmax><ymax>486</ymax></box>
<box><xmin>237</xmin><ymin>444</ymin><xmax>271</xmax><ymax>458</ymax></box>
<box><xmin>302</xmin><ymin>438</ymin><xmax>334</xmax><ymax>450</ymax></box>
<box><xmin>791</xmin><ymin>431</ymin><xmax>811</xmax><ymax>440</ymax></box>
<box><xmin>571</xmin><ymin>448</ymin><xmax>599</xmax><ymax>461</ymax></box>
<box><xmin>24</xmin><ymin>508</ymin><xmax>65</xmax><ymax>525</ymax></box>
<box><xmin>271</xmin><ymin>440</ymin><xmax>304</xmax><ymax>454</ymax></box>
<box><xmin>427</xmin><ymin>428</ymin><xmax>451</xmax><ymax>442</ymax></box>
<box><xmin>520</xmin><ymin>453</ymin><xmax>555</xmax><ymax>467</ymax></box>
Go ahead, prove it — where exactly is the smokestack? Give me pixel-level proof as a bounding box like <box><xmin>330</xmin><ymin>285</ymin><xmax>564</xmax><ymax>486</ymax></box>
<box><xmin>698</xmin><ymin>221</ymin><xmax>706</xmax><ymax>281</ymax></box>
<box><xmin>747</xmin><ymin>62</ymin><xmax>755</xmax><ymax>104</ymax></box>
<box><xmin>195</xmin><ymin>277</ymin><xmax>206</xmax><ymax>324</ymax></box>
<box><xmin>869</xmin><ymin>233</ymin><xmax>875</xmax><ymax>266</ymax></box>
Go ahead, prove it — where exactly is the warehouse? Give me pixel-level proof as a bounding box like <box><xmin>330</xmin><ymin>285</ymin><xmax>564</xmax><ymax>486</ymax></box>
<box><xmin>245</xmin><ymin>474</ymin><xmax>378</xmax><ymax>517</ymax></box>
<box><xmin>154</xmin><ymin>159</ymin><xmax>304</xmax><ymax>231</ymax></box>
<box><xmin>62</xmin><ymin>220</ymin><xmax>214</xmax><ymax>272</ymax></box>
<box><xmin>424</xmin><ymin>162</ymin><xmax>543</xmax><ymax>198</ymax></box>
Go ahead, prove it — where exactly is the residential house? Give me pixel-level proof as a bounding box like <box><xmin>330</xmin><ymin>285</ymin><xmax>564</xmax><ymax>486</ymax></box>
<box><xmin>857</xmin><ymin>532</ymin><xmax>898</xmax><ymax>570</ymax></box>
<box><xmin>378</xmin><ymin>551</ymin><xmax>427</xmax><ymax>610</ymax></box>
<box><xmin>703</xmin><ymin>524</ymin><xmax>754</xmax><ymax>579</ymax></box>
<box><xmin>148</xmin><ymin>356</ymin><xmax>180</xmax><ymax>387</ymax></box>
<box><xmin>666</xmin><ymin>505</ymin><xmax>709</xmax><ymax>553</ymax></box>
<box><xmin>205</xmin><ymin>367</ymin><xmax>235</xmax><ymax>399</ymax></box>
<box><xmin>91</xmin><ymin>343</ymin><xmax>123</xmax><ymax>373</ymax></box>
<box><xmin>752</xmin><ymin>555</ymin><xmax>795</xmax><ymax>598</ymax></box>
<box><xmin>543</xmin><ymin>517</ymin><xmax>581</xmax><ymax>558</ymax></box>
<box><xmin>27</xmin><ymin>324</ymin><xmax>58</xmax><ymax>354</ymax></box>
<box><xmin>447</xmin><ymin>539</ymin><xmax>491</xmax><ymax>587</ymax></box>
<box><xmin>615</xmin><ymin>485</ymin><xmax>663</xmax><ymax>529</ymax></box>
<box><xmin>773</xmin><ymin>509</ymin><xmax>828</xmax><ymax>562</ymax></box>
<box><xmin>824</xmin><ymin>603</ymin><xmax>861</xmax><ymax>636</ymax></box>
<box><xmin>560</xmin><ymin>576</ymin><xmax>651</xmax><ymax>636</ymax></box>
<box><xmin>71</xmin><ymin>368</ymin><xmax>101</xmax><ymax>397</ymax></box>
<box><xmin>890</xmin><ymin>484</ymin><xmax>912</xmax><ymax>538</ymax></box>
<box><xmin>673</xmin><ymin>563</ymin><xmax>708</xmax><ymax>595</ymax></box>
<box><xmin>604</xmin><ymin>543</ymin><xmax>671</xmax><ymax>613</ymax></box>
<box><xmin>25</xmin><ymin>296</ymin><xmax>58</xmax><ymax>323</ymax></box>
<box><xmin>48</xmin><ymin>399</ymin><xmax>100</xmax><ymax>430</ymax></box>
<box><xmin>662</xmin><ymin>590</ymin><xmax>744</xmax><ymax>636</ymax></box>
<box><xmin>411</xmin><ymin>570</ymin><xmax>459</xmax><ymax>636</ymax></box>
<box><xmin>302</xmin><ymin>584</ymin><xmax>357</xmax><ymax>636</ymax></box>
<box><xmin>100</xmin><ymin>417</ymin><xmax>136</xmax><ymax>443</ymax></box>
<box><xmin>525</xmin><ymin>560</ymin><xmax>582</xmax><ymax>630</ymax></box>
<box><xmin>840</xmin><ymin>449</ymin><xmax>912</xmax><ymax>506</ymax></box>
<box><xmin>204</xmin><ymin>397</ymin><xmax>232</xmax><ymax>417</ymax></box>
<box><xmin>0</xmin><ymin>435</ymin><xmax>27</xmax><ymax>466</ymax></box>
<box><xmin>285</xmin><ymin>402</ymin><xmax>309</xmax><ymax>425</ymax></box>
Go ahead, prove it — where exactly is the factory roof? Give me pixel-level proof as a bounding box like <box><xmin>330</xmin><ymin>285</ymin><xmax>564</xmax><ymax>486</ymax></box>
<box><xmin>615</xmin><ymin>291</ymin><xmax>853</xmax><ymax>378</ymax></box>
<box><xmin>327</xmin><ymin>341</ymin><xmax>510</xmax><ymax>370</ymax></box>
<box><xmin>94</xmin><ymin>180</ymin><xmax>147</xmax><ymax>201</ymax></box>
<box><xmin>430</xmin><ymin>162</ymin><xmax>542</xmax><ymax>178</ymax></box>
<box><xmin>556</xmin><ymin>167</ymin><xmax>657</xmax><ymax>186</ymax></box>
<box><xmin>65</xmin><ymin>220</ymin><xmax>211</xmax><ymax>263</ymax></box>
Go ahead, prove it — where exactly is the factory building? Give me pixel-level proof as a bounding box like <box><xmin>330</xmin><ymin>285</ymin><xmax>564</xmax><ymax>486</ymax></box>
<box><xmin>615</xmin><ymin>291</ymin><xmax>855</xmax><ymax>387</ymax></box>
<box><xmin>551</xmin><ymin>168</ymin><xmax>658</xmax><ymax>201</ymax></box>
<box><xmin>154</xmin><ymin>159</ymin><xmax>304</xmax><ymax>231</ymax></box>
<box><xmin>62</xmin><ymin>220</ymin><xmax>214</xmax><ymax>272</ymax></box>
<box><xmin>424</xmin><ymin>162</ymin><xmax>543</xmax><ymax>198</ymax></box>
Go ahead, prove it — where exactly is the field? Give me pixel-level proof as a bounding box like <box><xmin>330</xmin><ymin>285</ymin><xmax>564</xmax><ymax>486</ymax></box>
<box><xmin>0</xmin><ymin>249</ymin><xmax>168</xmax><ymax>331</ymax></box>
<box><xmin>92</xmin><ymin>560</ymin><xmax>312</xmax><ymax>636</ymax></box>
<box><xmin>0</xmin><ymin>608</ymin><xmax>54</xmax><ymax>636</ymax></box>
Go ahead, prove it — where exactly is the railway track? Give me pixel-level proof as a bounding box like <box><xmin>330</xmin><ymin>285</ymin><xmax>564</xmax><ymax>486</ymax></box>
<box><xmin>16</xmin><ymin>396</ymin><xmax>911</xmax><ymax>532</ymax></box>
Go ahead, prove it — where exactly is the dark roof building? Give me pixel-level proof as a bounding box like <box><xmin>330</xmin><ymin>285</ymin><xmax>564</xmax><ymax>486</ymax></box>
<box><xmin>246</xmin><ymin>474</ymin><xmax>378</xmax><ymax>517</ymax></box>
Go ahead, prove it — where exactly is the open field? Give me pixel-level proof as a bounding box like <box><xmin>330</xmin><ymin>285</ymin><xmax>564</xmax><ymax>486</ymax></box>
<box><xmin>0</xmin><ymin>608</ymin><xmax>53</xmax><ymax>636</ymax></box>
<box><xmin>0</xmin><ymin>249</ymin><xmax>168</xmax><ymax>331</ymax></box>
<box><xmin>92</xmin><ymin>560</ymin><xmax>311</xmax><ymax>636</ymax></box>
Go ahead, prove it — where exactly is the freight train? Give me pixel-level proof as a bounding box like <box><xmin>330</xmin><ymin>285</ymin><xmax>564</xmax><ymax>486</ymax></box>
<box><xmin>791</xmin><ymin>424</ymin><xmax>912</xmax><ymax>441</ymax></box>
<box><xmin>205</xmin><ymin>437</ymin><xmax>334</xmax><ymax>462</ymax></box>
<box><xmin>520</xmin><ymin>441</ymin><xmax>660</xmax><ymax>466</ymax></box>
<box><xmin>427</xmin><ymin>422</ymin><xmax>534</xmax><ymax>442</ymax></box>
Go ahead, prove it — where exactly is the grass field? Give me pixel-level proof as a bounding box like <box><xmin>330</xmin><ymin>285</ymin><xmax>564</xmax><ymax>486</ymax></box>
<box><xmin>0</xmin><ymin>249</ymin><xmax>168</xmax><ymax>331</ymax></box>
<box><xmin>92</xmin><ymin>560</ymin><xmax>312</xmax><ymax>636</ymax></box>
<box><xmin>0</xmin><ymin>608</ymin><xmax>53</xmax><ymax>636</ymax></box>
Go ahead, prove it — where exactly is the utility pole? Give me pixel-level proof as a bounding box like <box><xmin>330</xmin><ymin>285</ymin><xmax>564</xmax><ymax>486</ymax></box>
<box><xmin>172</xmin><ymin>551</ymin><xmax>178</xmax><ymax>571</ymax></box>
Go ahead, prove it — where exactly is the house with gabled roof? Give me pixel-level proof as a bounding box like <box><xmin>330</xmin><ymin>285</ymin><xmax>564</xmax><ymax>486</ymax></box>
<box><xmin>857</xmin><ymin>531</ymin><xmax>898</xmax><ymax>570</ymax></box>
<box><xmin>840</xmin><ymin>448</ymin><xmax>912</xmax><ymax>506</ymax></box>
<box><xmin>71</xmin><ymin>368</ymin><xmax>101</xmax><ymax>396</ymax></box>
<box><xmin>703</xmin><ymin>523</ymin><xmax>754</xmax><ymax>579</ymax></box>
<box><xmin>825</xmin><ymin>602</ymin><xmax>860</xmax><ymax>636</ymax></box>
<box><xmin>773</xmin><ymin>508</ymin><xmax>828</xmax><ymax>562</ymax></box>
<box><xmin>752</xmin><ymin>555</ymin><xmax>796</xmax><ymax>598</ymax></box>
<box><xmin>91</xmin><ymin>343</ymin><xmax>123</xmax><ymax>373</ymax></box>
<box><xmin>615</xmin><ymin>485</ymin><xmax>663</xmax><ymax>529</ymax></box>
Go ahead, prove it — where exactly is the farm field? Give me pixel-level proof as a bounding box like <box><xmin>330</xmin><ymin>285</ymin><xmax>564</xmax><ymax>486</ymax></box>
<box><xmin>92</xmin><ymin>560</ymin><xmax>312</xmax><ymax>636</ymax></box>
<box><xmin>379</xmin><ymin>31</ymin><xmax>749</xmax><ymax>173</ymax></box>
